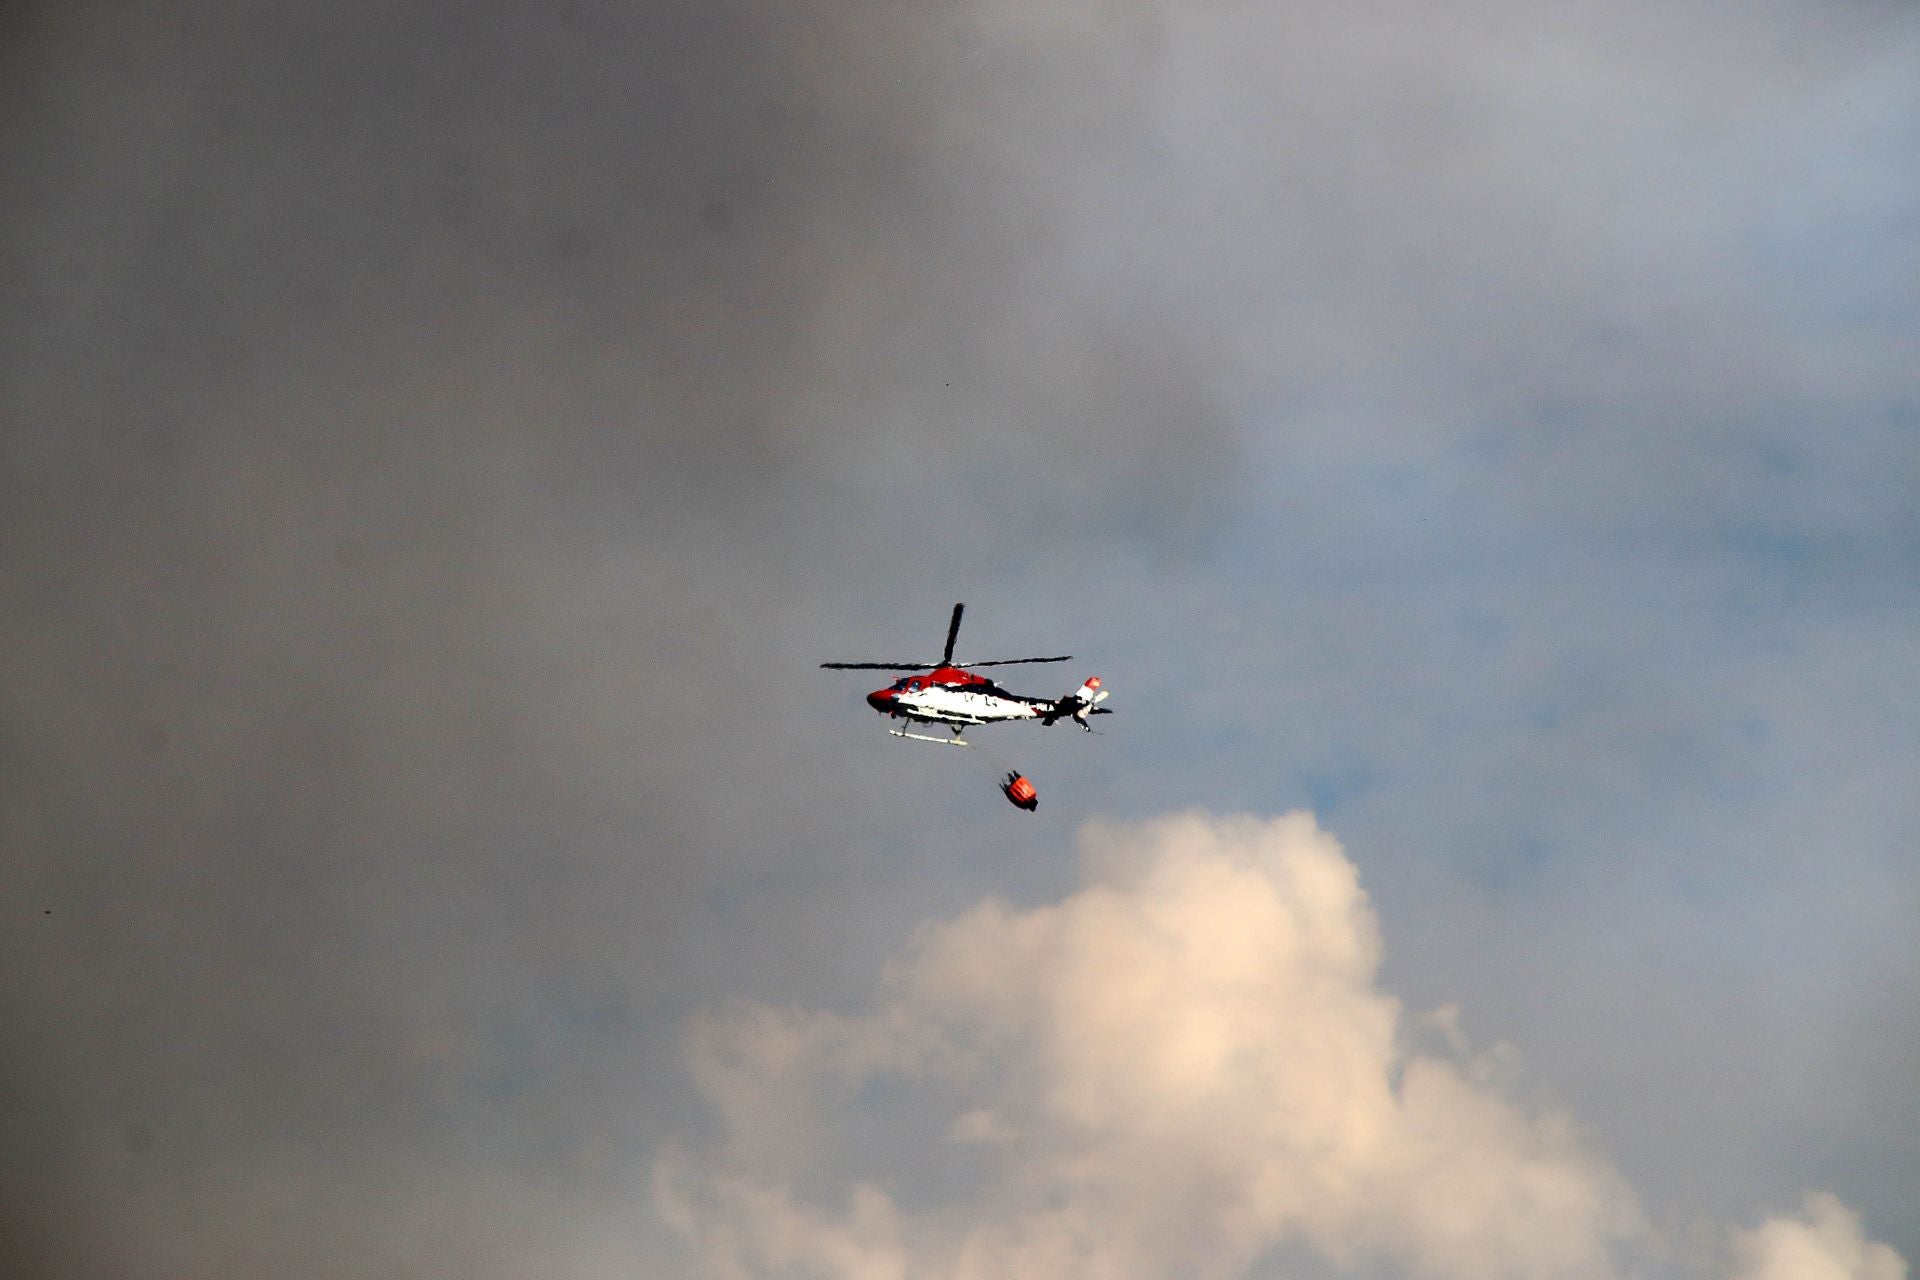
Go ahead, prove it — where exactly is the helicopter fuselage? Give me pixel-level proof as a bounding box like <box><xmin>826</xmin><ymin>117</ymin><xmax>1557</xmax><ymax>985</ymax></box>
<box><xmin>866</xmin><ymin>667</ymin><xmax>1050</xmax><ymax>727</ymax></box>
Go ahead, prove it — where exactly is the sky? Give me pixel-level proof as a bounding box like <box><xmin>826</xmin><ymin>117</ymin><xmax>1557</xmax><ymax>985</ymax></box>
<box><xmin>3</xmin><ymin>1</ymin><xmax>1917</xmax><ymax>1277</ymax></box>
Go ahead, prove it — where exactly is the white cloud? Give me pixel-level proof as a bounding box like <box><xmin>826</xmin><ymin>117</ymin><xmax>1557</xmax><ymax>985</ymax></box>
<box><xmin>657</xmin><ymin>812</ymin><xmax>1660</xmax><ymax>1279</ymax></box>
<box><xmin>1732</xmin><ymin>1193</ymin><xmax>1908</xmax><ymax>1280</ymax></box>
<box><xmin>658</xmin><ymin>811</ymin><xmax>1913</xmax><ymax>1279</ymax></box>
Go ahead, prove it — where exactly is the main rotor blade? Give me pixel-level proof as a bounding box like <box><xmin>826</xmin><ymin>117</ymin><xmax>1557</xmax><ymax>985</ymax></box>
<box><xmin>955</xmin><ymin>655</ymin><xmax>1073</xmax><ymax>667</ymax></box>
<box><xmin>821</xmin><ymin>661</ymin><xmax>939</xmax><ymax>670</ymax></box>
<box><xmin>941</xmin><ymin>602</ymin><xmax>965</xmax><ymax>666</ymax></box>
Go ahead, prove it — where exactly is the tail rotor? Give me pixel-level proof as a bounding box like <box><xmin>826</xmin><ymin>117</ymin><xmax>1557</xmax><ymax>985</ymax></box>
<box><xmin>1043</xmin><ymin>676</ymin><xmax>1112</xmax><ymax>730</ymax></box>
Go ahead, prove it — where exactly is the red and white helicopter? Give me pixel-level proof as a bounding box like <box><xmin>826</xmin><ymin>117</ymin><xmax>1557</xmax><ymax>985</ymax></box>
<box><xmin>822</xmin><ymin>603</ymin><xmax>1111</xmax><ymax>751</ymax></box>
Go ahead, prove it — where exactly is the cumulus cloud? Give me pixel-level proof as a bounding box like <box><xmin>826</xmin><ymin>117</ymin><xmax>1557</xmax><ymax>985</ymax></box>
<box><xmin>658</xmin><ymin>811</ymin><xmax>1911</xmax><ymax>1280</ymax></box>
<box><xmin>658</xmin><ymin>812</ymin><xmax>1651</xmax><ymax>1279</ymax></box>
<box><xmin>1733</xmin><ymin>1194</ymin><xmax>1909</xmax><ymax>1280</ymax></box>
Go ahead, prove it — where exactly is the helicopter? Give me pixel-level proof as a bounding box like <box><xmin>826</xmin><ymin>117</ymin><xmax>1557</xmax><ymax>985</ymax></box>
<box><xmin>821</xmin><ymin>603</ymin><xmax>1111</xmax><ymax>748</ymax></box>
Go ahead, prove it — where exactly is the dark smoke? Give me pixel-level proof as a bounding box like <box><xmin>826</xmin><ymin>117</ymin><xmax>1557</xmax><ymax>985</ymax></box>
<box><xmin>2</xmin><ymin>2</ymin><xmax>1238</xmax><ymax>1275</ymax></box>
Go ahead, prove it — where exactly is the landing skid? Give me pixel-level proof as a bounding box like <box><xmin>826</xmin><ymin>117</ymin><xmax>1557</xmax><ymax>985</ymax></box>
<box><xmin>889</xmin><ymin>728</ymin><xmax>973</xmax><ymax>747</ymax></box>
